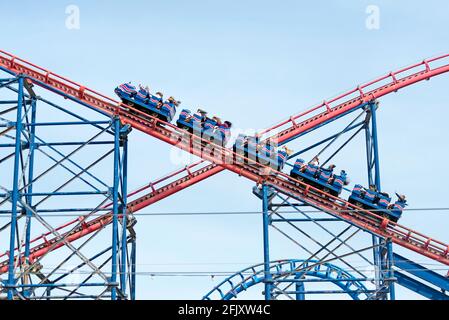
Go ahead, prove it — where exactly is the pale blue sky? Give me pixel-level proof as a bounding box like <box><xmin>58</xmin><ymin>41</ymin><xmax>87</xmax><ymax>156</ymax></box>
<box><xmin>1</xmin><ymin>1</ymin><xmax>449</xmax><ymax>299</ymax></box>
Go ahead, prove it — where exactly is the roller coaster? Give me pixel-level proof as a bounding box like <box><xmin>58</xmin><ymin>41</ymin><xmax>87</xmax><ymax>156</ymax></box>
<box><xmin>0</xmin><ymin>49</ymin><xmax>448</xmax><ymax>300</ymax></box>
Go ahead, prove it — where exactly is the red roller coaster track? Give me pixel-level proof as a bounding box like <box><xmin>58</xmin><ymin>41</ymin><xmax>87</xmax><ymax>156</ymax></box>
<box><xmin>0</xmin><ymin>50</ymin><xmax>448</xmax><ymax>272</ymax></box>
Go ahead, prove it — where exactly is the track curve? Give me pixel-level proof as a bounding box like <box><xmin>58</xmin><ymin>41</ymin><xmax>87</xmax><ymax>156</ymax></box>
<box><xmin>202</xmin><ymin>259</ymin><xmax>371</xmax><ymax>300</ymax></box>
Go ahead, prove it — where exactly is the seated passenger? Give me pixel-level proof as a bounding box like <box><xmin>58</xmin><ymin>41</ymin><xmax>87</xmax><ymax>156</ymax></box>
<box><xmin>294</xmin><ymin>158</ymin><xmax>306</xmax><ymax>172</ymax></box>
<box><xmin>304</xmin><ymin>157</ymin><xmax>320</xmax><ymax>178</ymax></box>
<box><xmin>310</xmin><ymin>156</ymin><xmax>320</xmax><ymax>166</ymax></box>
<box><xmin>210</xmin><ymin>116</ymin><xmax>222</xmax><ymax>135</ymax></box>
<box><xmin>319</xmin><ymin>164</ymin><xmax>336</xmax><ymax>183</ymax></box>
<box><xmin>135</xmin><ymin>85</ymin><xmax>149</xmax><ymax>103</ymax></box>
<box><xmin>277</xmin><ymin>146</ymin><xmax>293</xmax><ymax>170</ymax></box>
<box><xmin>377</xmin><ymin>192</ymin><xmax>391</xmax><ymax>209</ymax></box>
<box><xmin>224</xmin><ymin>121</ymin><xmax>232</xmax><ymax>142</ymax></box>
<box><xmin>178</xmin><ymin>109</ymin><xmax>192</xmax><ymax>122</ymax></box>
<box><xmin>218</xmin><ymin>121</ymin><xmax>232</xmax><ymax>144</ymax></box>
<box><xmin>331</xmin><ymin>170</ymin><xmax>349</xmax><ymax>189</ymax></box>
<box><xmin>351</xmin><ymin>184</ymin><xmax>364</xmax><ymax>197</ymax></box>
<box><xmin>224</xmin><ymin>120</ymin><xmax>232</xmax><ymax>128</ymax></box>
<box><xmin>212</xmin><ymin>116</ymin><xmax>222</xmax><ymax>126</ymax></box>
<box><xmin>148</xmin><ymin>92</ymin><xmax>163</xmax><ymax>108</ymax></box>
<box><xmin>363</xmin><ymin>184</ymin><xmax>378</xmax><ymax>204</ymax></box>
<box><xmin>203</xmin><ymin>116</ymin><xmax>224</xmax><ymax>142</ymax></box>
<box><xmin>161</xmin><ymin>96</ymin><xmax>178</xmax><ymax>119</ymax></box>
<box><xmin>203</xmin><ymin>116</ymin><xmax>218</xmax><ymax>133</ymax></box>
<box><xmin>389</xmin><ymin>193</ymin><xmax>407</xmax><ymax>213</ymax></box>
<box><xmin>193</xmin><ymin>108</ymin><xmax>207</xmax><ymax>125</ymax></box>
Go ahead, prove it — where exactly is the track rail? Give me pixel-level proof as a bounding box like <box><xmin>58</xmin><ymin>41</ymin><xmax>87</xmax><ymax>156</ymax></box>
<box><xmin>0</xmin><ymin>50</ymin><xmax>448</xmax><ymax>270</ymax></box>
<box><xmin>202</xmin><ymin>259</ymin><xmax>370</xmax><ymax>300</ymax></box>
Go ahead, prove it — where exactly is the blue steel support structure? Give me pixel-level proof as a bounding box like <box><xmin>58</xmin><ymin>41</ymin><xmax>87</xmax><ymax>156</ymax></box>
<box><xmin>23</xmin><ymin>97</ymin><xmax>37</xmax><ymax>298</ymax></box>
<box><xmin>243</xmin><ymin>101</ymin><xmax>444</xmax><ymax>300</ymax></box>
<box><xmin>261</xmin><ymin>184</ymin><xmax>272</xmax><ymax>300</ymax></box>
<box><xmin>111</xmin><ymin>116</ymin><xmax>132</xmax><ymax>300</ymax></box>
<box><xmin>249</xmin><ymin>105</ymin><xmax>397</xmax><ymax>300</ymax></box>
<box><xmin>203</xmin><ymin>259</ymin><xmax>374</xmax><ymax>300</ymax></box>
<box><xmin>364</xmin><ymin>101</ymin><xmax>395</xmax><ymax>299</ymax></box>
<box><xmin>0</xmin><ymin>75</ymin><xmax>135</xmax><ymax>300</ymax></box>
<box><xmin>130</xmin><ymin>239</ymin><xmax>137</xmax><ymax>300</ymax></box>
<box><xmin>111</xmin><ymin>117</ymin><xmax>120</xmax><ymax>300</ymax></box>
<box><xmin>392</xmin><ymin>253</ymin><xmax>449</xmax><ymax>300</ymax></box>
<box><xmin>6</xmin><ymin>76</ymin><xmax>24</xmax><ymax>300</ymax></box>
<box><xmin>294</xmin><ymin>274</ymin><xmax>305</xmax><ymax>300</ymax></box>
<box><xmin>120</xmin><ymin>125</ymin><xmax>130</xmax><ymax>299</ymax></box>
<box><xmin>253</xmin><ymin>180</ymin><xmax>378</xmax><ymax>300</ymax></box>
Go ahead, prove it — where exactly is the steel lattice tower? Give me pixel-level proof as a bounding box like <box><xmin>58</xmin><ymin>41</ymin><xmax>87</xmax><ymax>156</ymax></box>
<box><xmin>0</xmin><ymin>75</ymin><xmax>135</xmax><ymax>299</ymax></box>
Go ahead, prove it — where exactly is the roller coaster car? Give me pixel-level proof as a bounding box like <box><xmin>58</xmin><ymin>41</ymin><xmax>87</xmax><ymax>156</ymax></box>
<box><xmin>232</xmin><ymin>135</ymin><xmax>287</xmax><ymax>170</ymax></box>
<box><xmin>347</xmin><ymin>185</ymin><xmax>405</xmax><ymax>222</ymax></box>
<box><xmin>176</xmin><ymin>110</ymin><xmax>230</xmax><ymax>146</ymax></box>
<box><xmin>289</xmin><ymin>159</ymin><xmax>348</xmax><ymax>196</ymax></box>
<box><xmin>115</xmin><ymin>84</ymin><xmax>173</xmax><ymax>122</ymax></box>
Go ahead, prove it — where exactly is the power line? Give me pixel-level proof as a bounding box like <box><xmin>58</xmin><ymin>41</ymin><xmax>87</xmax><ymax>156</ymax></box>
<box><xmin>31</xmin><ymin>267</ymin><xmax>449</xmax><ymax>277</ymax></box>
<box><xmin>0</xmin><ymin>207</ymin><xmax>449</xmax><ymax>218</ymax></box>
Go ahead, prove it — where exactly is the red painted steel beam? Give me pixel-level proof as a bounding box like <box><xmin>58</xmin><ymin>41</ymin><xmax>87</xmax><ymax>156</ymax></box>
<box><xmin>127</xmin><ymin>164</ymin><xmax>222</xmax><ymax>213</ymax></box>
<box><xmin>259</xmin><ymin>54</ymin><xmax>449</xmax><ymax>141</ymax></box>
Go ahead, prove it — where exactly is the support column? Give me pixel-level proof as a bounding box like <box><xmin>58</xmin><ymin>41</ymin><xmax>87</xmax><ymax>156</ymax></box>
<box><xmin>119</xmin><ymin>125</ymin><xmax>129</xmax><ymax>298</ymax></box>
<box><xmin>7</xmin><ymin>77</ymin><xmax>24</xmax><ymax>300</ymax></box>
<box><xmin>110</xmin><ymin>117</ymin><xmax>121</xmax><ymax>300</ymax></box>
<box><xmin>386</xmin><ymin>240</ymin><xmax>396</xmax><ymax>300</ymax></box>
<box><xmin>365</xmin><ymin>101</ymin><xmax>395</xmax><ymax>299</ymax></box>
<box><xmin>261</xmin><ymin>184</ymin><xmax>272</xmax><ymax>300</ymax></box>
<box><xmin>130</xmin><ymin>238</ymin><xmax>137</xmax><ymax>300</ymax></box>
<box><xmin>369</xmin><ymin>102</ymin><xmax>381</xmax><ymax>189</ymax></box>
<box><xmin>23</xmin><ymin>98</ymin><xmax>37</xmax><ymax>297</ymax></box>
<box><xmin>295</xmin><ymin>275</ymin><xmax>305</xmax><ymax>300</ymax></box>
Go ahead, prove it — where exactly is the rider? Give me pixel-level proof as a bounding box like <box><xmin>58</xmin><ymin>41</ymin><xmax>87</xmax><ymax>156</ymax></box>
<box><xmin>319</xmin><ymin>164</ymin><xmax>336</xmax><ymax>183</ymax></box>
<box><xmin>389</xmin><ymin>193</ymin><xmax>407</xmax><ymax>212</ymax></box>
<box><xmin>363</xmin><ymin>184</ymin><xmax>378</xmax><ymax>203</ymax></box>
<box><xmin>136</xmin><ymin>84</ymin><xmax>149</xmax><ymax>102</ymax></box>
<box><xmin>192</xmin><ymin>108</ymin><xmax>208</xmax><ymax>133</ymax></box>
<box><xmin>277</xmin><ymin>146</ymin><xmax>293</xmax><ymax>170</ymax></box>
<box><xmin>193</xmin><ymin>108</ymin><xmax>207</xmax><ymax>123</ymax></box>
<box><xmin>305</xmin><ymin>156</ymin><xmax>320</xmax><ymax>177</ymax></box>
<box><xmin>310</xmin><ymin>156</ymin><xmax>319</xmax><ymax>166</ymax></box>
<box><xmin>223</xmin><ymin>121</ymin><xmax>232</xmax><ymax>143</ymax></box>
<box><xmin>155</xmin><ymin>92</ymin><xmax>163</xmax><ymax>108</ymax></box>
<box><xmin>212</xmin><ymin>116</ymin><xmax>222</xmax><ymax>126</ymax></box>
<box><xmin>218</xmin><ymin>120</ymin><xmax>232</xmax><ymax>144</ymax></box>
<box><xmin>330</xmin><ymin>170</ymin><xmax>349</xmax><ymax>189</ymax></box>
